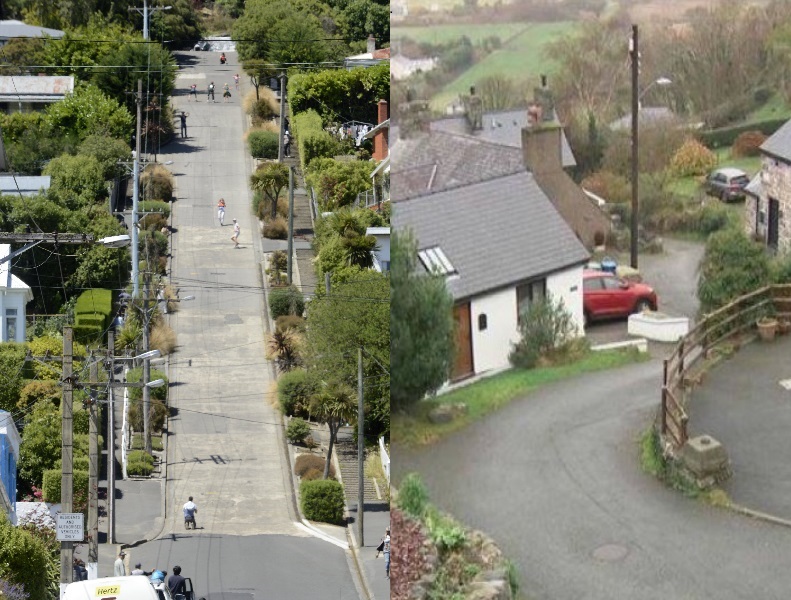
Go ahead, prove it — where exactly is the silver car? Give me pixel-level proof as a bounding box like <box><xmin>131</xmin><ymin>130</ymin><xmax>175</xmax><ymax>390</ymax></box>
<box><xmin>704</xmin><ymin>167</ymin><xmax>750</xmax><ymax>202</ymax></box>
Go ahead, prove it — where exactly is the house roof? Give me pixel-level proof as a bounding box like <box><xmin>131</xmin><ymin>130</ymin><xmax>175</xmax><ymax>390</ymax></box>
<box><xmin>430</xmin><ymin>109</ymin><xmax>577</xmax><ymax>167</ymax></box>
<box><xmin>0</xmin><ymin>175</ymin><xmax>51</xmax><ymax>196</ymax></box>
<box><xmin>0</xmin><ymin>245</ymin><xmax>33</xmax><ymax>301</ymax></box>
<box><xmin>760</xmin><ymin>118</ymin><xmax>791</xmax><ymax>162</ymax></box>
<box><xmin>392</xmin><ymin>170</ymin><xmax>589</xmax><ymax>301</ymax></box>
<box><xmin>0</xmin><ymin>20</ymin><xmax>64</xmax><ymax>40</ymax></box>
<box><xmin>364</xmin><ymin>119</ymin><xmax>389</xmax><ymax>139</ymax></box>
<box><xmin>0</xmin><ymin>76</ymin><xmax>73</xmax><ymax>103</ymax></box>
<box><xmin>745</xmin><ymin>172</ymin><xmax>763</xmax><ymax>198</ymax></box>
<box><xmin>390</xmin><ymin>130</ymin><xmax>525</xmax><ymax>201</ymax></box>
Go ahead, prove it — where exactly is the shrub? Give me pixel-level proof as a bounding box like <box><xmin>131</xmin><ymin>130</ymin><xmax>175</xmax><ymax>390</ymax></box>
<box><xmin>509</xmin><ymin>294</ymin><xmax>576</xmax><ymax>369</ymax></box>
<box><xmin>248</xmin><ymin>130</ymin><xmax>279</xmax><ymax>158</ymax></box>
<box><xmin>0</xmin><ymin>512</ymin><xmax>53</xmax><ymax>600</ymax></box>
<box><xmin>301</xmin><ymin>467</ymin><xmax>324</xmax><ymax>481</ymax></box>
<box><xmin>271</xmin><ymin>250</ymin><xmax>288</xmax><ymax>272</ymax></box>
<box><xmin>150</xmin><ymin>322</ymin><xmax>177</xmax><ymax>356</ymax></box>
<box><xmin>268</xmin><ymin>285</ymin><xmax>305</xmax><ymax>318</ymax></box>
<box><xmin>732</xmin><ymin>130</ymin><xmax>767</xmax><ymax>158</ymax></box>
<box><xmin>128</xmin><ymin>398</ymin><xmax>168</xmax><ymax>433</ymax></box>
<box><xmin>141</xmin><ymin>165</ymin><xmax>173</xmax><ymax>201</ymax></box>
<box><xmin>670</xmin><ymin>138</ymin><xmax>717</xmax><ymax>177</ymax></box>
<box><xmin>286</xmin><ymin>417</ymin><xmax>311</xmax><ymax>444</ymax></box>
<box><xmin>300</xmin><ymin>479</ymin><xmax>345</xmax><ymax>525</ymax></box>
<box><xmin>581</xmin><ymin>170</ymin><xmax>630</xmax><ymax>204</ymax></box>
<box><xmin>263</xmin><ymin>216</ymin><xmax>288</xmax><ymax>239</ymax></box>
<box><xmin>276</xmin><ymin>314</ymin><xmax>306</xmax><ymax>333</ymax></box>
<box><xmin>295</xmin><ymin>453</ymin><xmax>336</xmax><ymax>478</ymax></box>
<box><xmin>398</xmin><ymin>472</ymin><xmax>429</xmax><ymax>519</ymax></box>
<box><xmin>127</xmin><ymin>460</ymin><xmax>154</xmax><ymax>477</ymax></box>
<box><xmin>698</xmin><ymin>117</ymin><xmax>787</xmax><ymax>149</ymax></box>
<box><xmin>251</xmin><ymin>99</ymin><xmax>276</xmax><ymax>125</ymax></box>
<box><xmin>127</xmin><ymin>450</ymin><xmax>154</xmax><ymax>465</ymax></box>
<box><xmin>42</xmin><ymin>469</ymin><xmax>88</xmax><ymax>503</ymax></box>
<box><xmin>278</xmin><ymin>369</ymin><xmax>315</xmax><ymax>416</ymax></box>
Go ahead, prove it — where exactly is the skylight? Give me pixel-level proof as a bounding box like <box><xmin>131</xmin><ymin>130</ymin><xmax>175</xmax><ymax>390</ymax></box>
<box><xmin>418</xmin><ymin>246</ymin><xmax>456</xmax><ymax>276</ymax></box>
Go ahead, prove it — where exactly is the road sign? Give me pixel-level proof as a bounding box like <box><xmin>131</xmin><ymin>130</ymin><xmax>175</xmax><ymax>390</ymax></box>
<box><xmin>57</xmin><ymin>513</ymin><xmax>84</xmax><ymax>541</ymax></box>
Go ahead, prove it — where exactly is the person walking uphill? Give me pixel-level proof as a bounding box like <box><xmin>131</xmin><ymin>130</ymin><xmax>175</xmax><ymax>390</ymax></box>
<box><xmin>114</xmin><ymin>551</ymin><xmax>126</xmax><ymax>576</ymax></box>
<box><xmin>231</xmin><ymin>218</ymin><xmax>240</xmax><ymax>248</ymax></box>
<box><xmin>217</xmin><ymin>198</ymin><xmax>226</xmax><ymax>225</ymax></box>
<box><xmin>208</xmin><ymin>81</ymin><xmax>215</xmax><ymax>102</ymax></box>
<box><xmin>177</xmin><ymin>111</ymin><xmax>189</xmax><ymax>138</ymax></box>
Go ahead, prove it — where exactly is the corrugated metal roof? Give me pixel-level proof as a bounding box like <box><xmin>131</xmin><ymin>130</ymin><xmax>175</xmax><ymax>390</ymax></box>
<box><xmin>0</xmin><ymin>20</ymin><xmax>64</xmax><ymax>40</ymax></box>
<box><xmin>0</xmin><ymin>75</ymin><xmax>73</xmax><ymax>97</ymax></box>
<box><xmin>392</xmin><ymin>170</ymin><xmax>589</xmax><ymax>300</ymax></box>
<box><xmin>0</xmin><ymin>175</ymin><xmax>51</xmax><ymax>196</ymax></box>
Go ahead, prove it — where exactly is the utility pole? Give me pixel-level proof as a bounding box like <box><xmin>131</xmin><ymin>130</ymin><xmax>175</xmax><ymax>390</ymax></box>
<box><xmin>278</xmin><ymin>72</ymin><xmax>286</xmax><ymax>162</ymax></box>
<box><xmin>357</xmin><ymin>347</ymin><xmax>364</xmax><ymax>547</ymax></box>
<box><xmin>60</xmin><ymin>327</ymin><xmax>74</xmax><ymax>586</ymax></box>
<box><xmin>287</xmin><ymin>166</ymin><xmax>294</xmax><ymax>284</ymax></box>
<box><xmin>129</xmin><ymin>0</ymin><xmax>172</xmax><ymax>40</ymax></box>
<box><xmin>630</xmin><ymin>24</ymin><xmax>639</xmax><ymax>270</ymax></box>
<box><xmin>143</xmin><ymin>273</ymin><xmax>152</xmax><ymax>454</ymax></box>
<box><xmin>87</xmin><ymin>358</ymin><xmax>99</xmax><ymax>580</ymax></box>
<box><xmin>132</xmin><ymin>79</ymin><xmax>142</xmax><ymax>297</ymax></box>
<box><xmin>107</xmin><ymin>332</ymin><xmax>116</xmax><ymax>545</ymax></box>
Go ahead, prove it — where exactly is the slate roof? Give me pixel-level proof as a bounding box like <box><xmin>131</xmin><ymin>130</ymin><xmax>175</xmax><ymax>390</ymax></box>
<box><xmin>392</xmin><ymin>170</ymin><xmax>589</xmax><ymax>301</ymax></box>
<box><xmin>390</xmin><ymin>130</ymin><xmax>525</xmax><ymax>201</ymax></box>
<box><xmin>745</xmin><ymin>172</ymin><xmax>763</xmax><ymax>198</ymax></box>
<box><xmin>430</xmin><ymin>109</ymin><xmax>577</xmax><ymax>167</ymax></box>
<box><xmin>760</xmin><ymin>118</ymin><xmax>791</xmax><ymax>163</ymax></box>
<box><xmin>0</xmin><ymin>245</ymin><xmax>33</xmax><ymax>297</ymax></box>
<box><xmin>0</xmin><ymin>20</ymin><xmax>64</xmax><ymax>41</ymax></box>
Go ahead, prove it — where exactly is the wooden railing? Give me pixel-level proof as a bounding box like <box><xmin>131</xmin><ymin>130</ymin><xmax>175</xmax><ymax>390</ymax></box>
<box><xmin>660</xmin><ymin>284</ymin><xmax>791</xmax><ymax>450</ymax></box>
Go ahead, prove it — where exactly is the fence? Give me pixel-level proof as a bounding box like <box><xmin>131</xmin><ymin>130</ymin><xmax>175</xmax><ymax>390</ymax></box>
<box><xmin>379</xmin><ymin>436</ymin><xmax>389</xmax><ymax>483</ymax></box>
<box><xmin>661</xmin><ymin>284</ymin><xmax>791</xmax><ymax>451</ymax></box>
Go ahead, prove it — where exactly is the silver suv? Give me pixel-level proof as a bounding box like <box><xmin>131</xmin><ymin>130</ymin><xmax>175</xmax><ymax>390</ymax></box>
<box><xmin>704</xmin><ymin>167</ymin><xmax>750</xmax><ymax>202</ymax></box>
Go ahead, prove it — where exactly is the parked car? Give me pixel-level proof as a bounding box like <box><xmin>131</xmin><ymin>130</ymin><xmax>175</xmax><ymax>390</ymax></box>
<box><xmin>583</xmin><ymin>269</ymin><xmax>658</xmax><ymax>325</ymax></box>
<box><xmin>704</xmin><ymin>167</ymin><xmax>750</xmax><ymax>202</ymax></box>
<box><xmin>194</xmin><ymin>40</ymin><xmax>210</xmax><ymax>51</ymax></box>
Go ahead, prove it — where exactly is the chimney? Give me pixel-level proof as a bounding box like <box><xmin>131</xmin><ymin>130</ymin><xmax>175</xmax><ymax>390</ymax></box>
<box><xmin>374</xmin><ymin>99</ymin><xmax>389</xmax><ymax>161</ymax></box>
<box><xmin>463</xmin><ymin>86</ymin><xmax>483</xmax><ymax>131</ymax></box>
<box><xmin>398</xmin><ymin>99</ymin><xmax>430</xmax><ymax>139</ymax></box>
<box><xmin>522</xmin><ymin>124</ymin><xmax>563</xmax><ymax>176</ymax></box>
<box><xmin>367</xmin><ymin>34</ymin><xmax>376</xmax><ymax>53</ymax></box>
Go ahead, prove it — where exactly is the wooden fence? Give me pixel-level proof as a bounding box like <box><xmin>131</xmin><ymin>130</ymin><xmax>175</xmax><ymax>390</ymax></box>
<box><xmin>661</xmin><ymin>284</ymin><xmax>791</xmax><ymax>450</ymax></box>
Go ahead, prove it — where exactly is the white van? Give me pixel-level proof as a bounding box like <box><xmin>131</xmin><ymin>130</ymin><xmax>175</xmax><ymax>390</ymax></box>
<box><xmin>63</xmin><ymin>576</ymin><xmax>174</xmax><ymax>600</ymax></box>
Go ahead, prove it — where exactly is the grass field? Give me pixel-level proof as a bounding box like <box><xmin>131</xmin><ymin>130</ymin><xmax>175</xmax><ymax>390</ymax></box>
<box><xmin>667</xmin><ymin>147</ymin><xmax>762</xmax><ymax>201</ymax></box>
<box><xmin>398</xmin><ymin>21</ymin><xmax>578</xmax><ymax>111</ymax></box>
<box><xmin>742</xmin><ymin>92</ymin><xmax>791</xmax><ymax>124</ymax></box>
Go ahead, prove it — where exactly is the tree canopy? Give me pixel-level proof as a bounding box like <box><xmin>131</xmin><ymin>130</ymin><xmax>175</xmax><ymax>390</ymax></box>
<box><xmin>390</xmin><ymin>230</ymin><xmax>455</xmax><ymax>411</ymax></box>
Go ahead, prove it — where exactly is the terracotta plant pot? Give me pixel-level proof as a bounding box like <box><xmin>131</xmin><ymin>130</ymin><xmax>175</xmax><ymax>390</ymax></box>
<box><xmin>757</xmin><ymin>317</ymin><xmax>778</xmax><ymax>342</ymax></box>
<box><xmin>777</xmin><ymin>319</ymin><xmax>791</xmax><ymax>335</ymax></box>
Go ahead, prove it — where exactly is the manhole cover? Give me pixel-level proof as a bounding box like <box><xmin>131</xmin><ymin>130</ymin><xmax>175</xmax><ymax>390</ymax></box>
<box><xmin>592</xmin><ymin>543</ymin><xmax>629</xmax><ymax>562</ymax></box>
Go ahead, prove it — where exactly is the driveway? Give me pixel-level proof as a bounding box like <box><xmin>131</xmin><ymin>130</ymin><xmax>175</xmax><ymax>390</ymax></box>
<box><xmin>394</xmin><ymin>359</ymin><xmax>791</xmax><ymax>599</ymax></box>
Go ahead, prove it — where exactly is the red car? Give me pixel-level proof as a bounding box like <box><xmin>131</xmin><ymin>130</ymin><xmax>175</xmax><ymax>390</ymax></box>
<box><xmin>583</xmin><ymin>269</ymin><xmax>658</xmax><ymax>325</ymax></box>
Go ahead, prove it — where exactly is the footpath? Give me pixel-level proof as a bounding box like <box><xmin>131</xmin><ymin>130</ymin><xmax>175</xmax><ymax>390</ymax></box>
<box><xmin>92</xmin><ymin>49</ymin><xmax>388</xmax><ymax>600</ymax></box>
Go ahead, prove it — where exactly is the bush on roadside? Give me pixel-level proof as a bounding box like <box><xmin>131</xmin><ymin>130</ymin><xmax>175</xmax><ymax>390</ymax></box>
<box><xmin>286</xmin><ymin>417</ymin><xmax>312</xmax><ymax>444</ymax></box>
<box><xmin>262</xmin><ymin>216</ymin><xmax>288</xmax><ymax>239</ymax></box>
<box><xmin>278</xmin><ymin>368</ymin><xmax>316</xmax><ymax>416</ymax></box>
<box><xmin>268</xmin><ymin>285</ymin><xmax>305</xmax><ymax>318</ymax></box>
<box><xmin>300</xmin><ymin>479</ymin><xmax>345</xmax><ymax>525</ymax></box>
<box><xmin>276</xmin><ymin>314</ymin><xmax>306</xmax><ymax>333</ymax></box>
<box><xmin>141</xmin><ymin>165</ymin><xmax>174</xmax><ymax>201</ymax></box>
<box><xmin>127</xmin><ymin>450</ymin><xmax>154</xmax><ymax>465</ymax></box>
<box><xmin>295</xmin><ymin>453</ymin><xmax>335</xmax><ymax>479</ymax></box>
<box><xmin>271</xmin><ymin>250</ymin><xmax>288</xmax><ymax>272</ymax></box>
<box><xmin>248</xmin><ymin>130</ymin><xmax>279</xmax><ymax>159</ymax></box>
<box><xmin>509</xmin><ymin>294</ymin><xmax>576</xmax><ymax>369</ymax></box>
<box><xmin>251</xmin><ymin>99</ymin><xmax>276</xmax><ymax>125</ymax></box>
<box><xmin>301</xmin><ymin>467</ymin><xmax>324</xmax><ymax>481</ymax></box>
<box><xmin>127</xmin><ymin>460</ymin><xmax>154</xmax><ymax>477</ymax></box>
<box><xmin>397</xmin><ymin>472</ymin><xmax>429</xmax><ymax>519</ymax></box>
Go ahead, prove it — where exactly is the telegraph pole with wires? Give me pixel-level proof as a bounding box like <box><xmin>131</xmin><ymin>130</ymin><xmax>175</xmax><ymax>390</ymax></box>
<box><xmin>132</xmin><ymin>79</ymin><xmax>143</xmax><ymax>298</ymax></box>
<box><xmin>87</xmin><ymin>357</ymin><xmax>100</xmax><ymax>579</ymax></box>
<box><xmin>59</xmin><ymin>327</ymin><xmax>75</xmax><ymax>587</ymax></box>
<box><xmin>278</xmin><ymin>72</ymin><xmax>286</xmax><ymax>162</ymax></box>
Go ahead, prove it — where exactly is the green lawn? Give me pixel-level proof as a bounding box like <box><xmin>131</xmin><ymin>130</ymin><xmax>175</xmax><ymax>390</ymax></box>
<box><xmin>429</xmin><ymin>21</ymin><xmax>577</xmax><ymax>111</ymax></box>
<box><xmin>667</xmin><ymin>147</ymin><xmax>762</xmax><ymax>202</ymax></box>
<box><xmin>391</xmin><ymin>348</ymin><xmax>647</xmax><ymax>448</ymax></box>
<box><xmin>742</xmin><ymin>92</ymin><xmax>791</xmax><ymax>124</ymax></box>
<box><xmin>392</xmin><ymin>22</ymin><xmax>529</xmax><ymax>46</ymax></box>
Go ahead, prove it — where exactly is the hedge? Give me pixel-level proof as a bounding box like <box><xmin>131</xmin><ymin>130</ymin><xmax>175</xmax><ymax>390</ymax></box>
<box><xmin>139</xmin><ymin>200</ymin><xmax>171</xmax><ymax>218</ymax></box>
<box><xmin>42</xmin><ymin>469</ymin><xmax>88</xmax><ymax>503</ymax></box>
<box><xmin>288</xmin><ymin>63</ymin><xmax>389</xmax><ymax>126</ymax></box>
<box><xmin>0</xmin><ymin>512</ymin><xmax>52</xmax><ymax>600</ymax></box>
<box><xmin>697</xmin><ymin>117</ymin><xmax>787</xmax><ymax>149</ymax></box>
<box><xmin>127</xmin><ymin>450</ymin><xmax>154</xmax><ymax>465</ymax></box>
<box><xmin>292</xmin><ymin>110</ymin><xmax>340</xmax><ymax>171</ymax></box>
<box><xmin>127</xmin><ymin>460</ymin><xmax>154</xmax><ymax>477</ymax></box>
<box><xmin>248</xmin><ymin>130</ymin><xmax>279</xmax><ymax>159</ymax></box>
<box><xmin>268</xmin><ymin>285</ymin><xmax>305</xmax><ymax>319</ymax></box>
<box><xmin>300</xmin><ymin>479</ymin><xmax>345</xmax><ymax>525</ymax></box>
<box><xmin>75</xmin><ymin>289</ymin><xmax>112</xmax><ymax>316</ymax></box>
<box><xmin>277</xmin><ymin>368</ymin><xmax>316</xmax><ymax>417</ymax></box>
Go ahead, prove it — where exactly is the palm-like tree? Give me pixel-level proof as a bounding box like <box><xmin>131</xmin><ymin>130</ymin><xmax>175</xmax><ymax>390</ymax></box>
<box><xmin>250</xmin><ymin>163</ymin><xmax>289</xmax><ymax>220</ymax></box>
<box><xmin>309</xmin><ymin>380</ymin><xmax>356</xmax><ymax>479</ymax></box>
<box><xmin>342</xmin><ymin>232</ymin><xmax>378</xmax><ymax>269</ymax></box>
<box><xmin>266</xmin><ymin>329</ymin><xmax>301</xmax><ymax>372</ymax></box>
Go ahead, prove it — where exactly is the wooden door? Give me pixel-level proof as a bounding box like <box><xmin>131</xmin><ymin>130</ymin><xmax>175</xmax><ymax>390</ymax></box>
<box><xmin>452</xmin><ymin>302</ymin><xmax>474</xmax><ymax>381</ymax></box>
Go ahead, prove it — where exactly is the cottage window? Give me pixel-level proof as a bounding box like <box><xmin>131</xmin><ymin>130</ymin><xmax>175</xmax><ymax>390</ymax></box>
<box><xmin>516</xmin><ymin>279</ymin><xmax>546</xmax><ymax>323</ymax></box>
<box><xmin>478</xmin><ymin>313</ymin><xmax>487</xmax><ymax>331</ymax></box>
<box><xmin>5</xmin><ymin>308</ymin><xmax>17</xmax><ymax>342</ymax></box>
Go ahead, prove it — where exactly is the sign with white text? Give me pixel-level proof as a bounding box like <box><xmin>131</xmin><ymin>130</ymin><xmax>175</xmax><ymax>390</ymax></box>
<box><xmin>57</xmin><ymin>513</ymin><xmax>84</xmax><ymax>541</ymax></box>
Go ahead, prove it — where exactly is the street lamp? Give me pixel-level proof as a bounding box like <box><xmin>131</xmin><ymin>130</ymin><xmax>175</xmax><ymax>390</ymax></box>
<box><xmin>638</xmin><ymin>76</ymin><xmax>672</xmax><ymax>108</ymax></box>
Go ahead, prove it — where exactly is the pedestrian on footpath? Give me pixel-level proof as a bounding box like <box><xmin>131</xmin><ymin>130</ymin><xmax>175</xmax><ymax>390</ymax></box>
<box><xmin>217</xmin><ymin>198</ymin><xmax>226</xmax><ymax>225</ymax></box>
<box><xmin>223</xmin><ymin>83</ymin><xmax>231</xmax><ymax>102</ymax></box>
<box><xmin>231</xmin><ymin>218</ymin><xmax>240</xmax><ymax>248</ymax></box>
<box><xmin>177</xmin><ymin>111</ymin><xmax>189</xmax><ymax>138</ymax></box>
<box><xmin>208</xmin><ymin>81</ymin><xmax>215</xmax><ymax>102</ymax></box>
<box><xmin>283</xmin><ymin>130</ymin><xmax>291</xmax><ymax>157</ymax></box>
<box><xmin>114</xmin><ymin>550</ymin><xmax>126</xmax><ymax>576</ymax></box>
<box><xmin>188</xmin><ymin>83</ymin><xmax>198</xmax><ymax>102</ymax></box>
<box><xmin>234</xmin><ymin>73</ymin><xmax>240</xmax><ymax>90</ymax></box>
<box><xmin>168</xmin><ymin>566</ymin><xmax>187</xmax><ymax>598</ymax></box>
<box><xmin>383</xmin><ymin>527</ymin><xmax>390</xmax><ymax>579</ymax></box>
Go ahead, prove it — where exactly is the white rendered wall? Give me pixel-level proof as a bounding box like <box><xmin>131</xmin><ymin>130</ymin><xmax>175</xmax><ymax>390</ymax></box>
<box><xmin>0</xmin><ymin>290</ymin><xmax>27</xmax><ymax>343</ymax></box>
<box><xmin>547</xmin><ymin>266</ymin><xmax>585</xmax><ymax>336</ymax></box>
<box><xmin>470</xmin><ymin>287</ymin><xmax>519</xmax><ymax>374</ymax></box>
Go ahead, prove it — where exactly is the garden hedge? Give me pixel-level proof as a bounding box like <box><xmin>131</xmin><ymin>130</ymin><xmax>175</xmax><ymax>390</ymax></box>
<box><xmin>697</xmin><ymin>117</ymin><xmax>787</xmax><ymax>149</ymax></box>
<box><xmin>42</xmin><ymin>469</ymin><xmax>88</xmax><ymax>503</ymax></box>
<box><xmin>300</xmin><ymin>479</ymin><xmax>345</xmax><ymax>525</ymax></box>
<box><xmin>248</xmin><ymin>130</ymin><xmax>279</xmax><ymax>159</ymax></box>
<box><xmin>268</xmin><ymin>285</ymin><xmax>305</xmax><ymax>319</ymax></box>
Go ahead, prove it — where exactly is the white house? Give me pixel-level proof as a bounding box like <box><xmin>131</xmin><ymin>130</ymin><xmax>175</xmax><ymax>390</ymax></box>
<box><xmin>392</xmin><ymin>128</ymin><xmax>590</xmax><ymax>381</ymax></box>
<box><xmin>0</xmin><ymin>76</ymin><xmax>74</xmax><ymax>114</ymax></box>
<box><xmin>367</xmin><ymin>226</ymin><xmax>390</xmax><ymax>272</ymax></box>
<box><xmin>0</xmin><ymin>245</ymin><xmax>33</xmax><ymax>342</ymax></box>
<box><xmin>0</xmin><ymin>409</ymin><xmax>21</xmax><ymax>523</ymax></box>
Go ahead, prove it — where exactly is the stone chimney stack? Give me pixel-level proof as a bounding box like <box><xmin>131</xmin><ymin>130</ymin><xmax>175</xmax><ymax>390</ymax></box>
<box><xmin>373</xmin><ymin>99</ymin><xmax>389</xmax><ymax>161</ymax></box>
<box><xmin>367</xmin><ymin>34</ymin><xmax>376</xmax><ymax>53</ymax></box>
